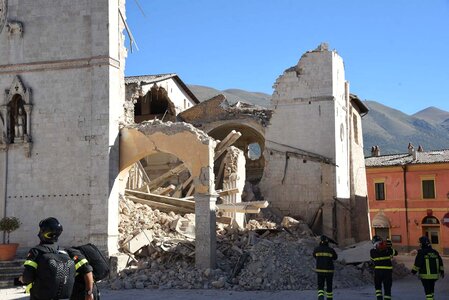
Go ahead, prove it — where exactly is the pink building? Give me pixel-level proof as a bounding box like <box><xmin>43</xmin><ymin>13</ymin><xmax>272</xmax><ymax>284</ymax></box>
<box><xmin>366</xmin><ymin>146</ymin><xmax>449</xmax><ymax>254</ymax></box>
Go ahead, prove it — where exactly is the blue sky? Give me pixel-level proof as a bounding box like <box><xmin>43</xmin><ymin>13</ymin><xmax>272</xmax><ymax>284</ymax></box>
<box><xmin>124</xmin><ymin>0</ymin><xmax>449</xmax><ymax>115</ymax></box>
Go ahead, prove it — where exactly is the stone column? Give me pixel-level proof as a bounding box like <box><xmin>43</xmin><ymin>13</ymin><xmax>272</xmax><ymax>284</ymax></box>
<box><xmin>194</xmin><ymin>193</ymin><xmax>217</xmax><ymax>269</ymax></box>
<box><xmin>23</xmin><ymin>104</ymin><xmax>31</xmax><ymax>139</ymax></box>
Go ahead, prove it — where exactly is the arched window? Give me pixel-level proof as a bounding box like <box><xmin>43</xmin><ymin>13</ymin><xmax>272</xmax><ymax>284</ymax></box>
<box><xmin>422</xmin><ymin>216</ymin><xmax>439</xmax><ymax>225</ymax></box>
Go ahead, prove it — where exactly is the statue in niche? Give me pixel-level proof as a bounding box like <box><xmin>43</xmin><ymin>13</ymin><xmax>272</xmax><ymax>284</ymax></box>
<box><xmin>14</xmin><ymin>107</ymin><xmax>25</xmax><ymax>140</ymax></box>
<box><xmin>7</xmin><ymin>94</ymin><xmax>26</xmax><ymax>143</ymax></box>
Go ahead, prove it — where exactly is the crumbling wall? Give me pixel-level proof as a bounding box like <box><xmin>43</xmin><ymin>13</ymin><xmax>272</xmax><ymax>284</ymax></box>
<box><xmin>261</xmin><ymin>44</ymin><xmax>353</xmax><ymax>243</ymax></box>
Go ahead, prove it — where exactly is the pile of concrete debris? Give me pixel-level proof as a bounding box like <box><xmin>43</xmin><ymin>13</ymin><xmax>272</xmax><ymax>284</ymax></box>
<box><xmin>107</xmin><ymin>196</ymin><xmax>401</xmax><ymax>291</ymax></box>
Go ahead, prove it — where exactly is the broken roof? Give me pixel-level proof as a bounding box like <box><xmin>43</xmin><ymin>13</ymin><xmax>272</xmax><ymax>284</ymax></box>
<box><xmin>125</xmin><ymin>73</ymin><xmax>200</xmax><ymax>104</ymax></box>
<box><xmin>365</xmin><ymin>149</ymin><xmax>449</xmax><ymax>167</ymax></box>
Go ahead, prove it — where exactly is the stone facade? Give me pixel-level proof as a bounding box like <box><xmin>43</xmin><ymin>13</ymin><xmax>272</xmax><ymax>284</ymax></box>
<box><xmin>0</xmin><ymin>0</ymin><xmax>126</xmax><ymax>254</ymax></box>
<box><xmin>260</xmin><ymin>44</ymin><xmax>369</xmax><ymax>244</ymax></box>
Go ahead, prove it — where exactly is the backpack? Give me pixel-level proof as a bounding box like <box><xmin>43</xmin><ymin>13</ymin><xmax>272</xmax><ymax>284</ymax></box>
<box><xmin>32</xmin><ymin>246</ymin><xmax>76</xmax><ymax>299</ymax></box>
<box><xmin>72</xmin><ymin>243</ymin><xmax>110</xmax><ymax>281</ymax></box>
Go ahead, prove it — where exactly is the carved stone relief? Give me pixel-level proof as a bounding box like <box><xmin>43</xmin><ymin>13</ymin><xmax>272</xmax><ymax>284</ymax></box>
<box><xmin>1</xmin><ymin>76</ymin><xmax>33</xmax><ymax>157</ymax></box>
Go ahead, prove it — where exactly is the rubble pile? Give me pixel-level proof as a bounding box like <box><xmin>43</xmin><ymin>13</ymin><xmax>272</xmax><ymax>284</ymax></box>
<box><xmin>110</xmin><ymin>196</ymin><xmax>374</xmax><ymax>291</ymax></box>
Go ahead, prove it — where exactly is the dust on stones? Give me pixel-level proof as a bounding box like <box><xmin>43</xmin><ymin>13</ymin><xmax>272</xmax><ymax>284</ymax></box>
<box><xmin>106</xmin><ymin>196</ymin><xmax>408</xmax><ymax>291</ymax></box>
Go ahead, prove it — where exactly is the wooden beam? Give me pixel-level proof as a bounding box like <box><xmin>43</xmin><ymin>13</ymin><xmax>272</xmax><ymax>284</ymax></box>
<box><xmin>216</xmin><ymin>204</ymin><xmax>261</xmax><ymax>214</ymax></box>
<box><xmin>214</xmin><ymin>131</ymin><xmax>242</xmax><ymax>160</ymax></box>
<box><xmin>147</xmin><ymin>163</ymin><xmax>188</xmax><ymax>191</ymax></box>
<box><xmin>126</xmin><ymin>195</ymin><xmax>194</xmax><ymax>214</ymax></box>
<box><xmin>217</xmin><ymin>188</ymin><xmax>239</xmax><ymax>197</ymax></box>
<box><xmin>153</xmin><ymin>184</ymin><xmax>176</xmax><ymax>196</ymax></box>
<box><xmin>125</xmin><ymin>189</ymin><xmax>195</xmax><ymax>210</ymax></box>
<box><xmin>186</xmin><ymin>184</ymin><xmax>195</xmax><ymax>197</ymax></box>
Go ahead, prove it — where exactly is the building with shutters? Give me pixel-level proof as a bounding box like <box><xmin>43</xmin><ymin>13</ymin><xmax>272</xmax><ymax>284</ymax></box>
<box><xmin>366</xmin><ymin>144</ymin><xmax>449</xmax><ymax>254</ymax></box>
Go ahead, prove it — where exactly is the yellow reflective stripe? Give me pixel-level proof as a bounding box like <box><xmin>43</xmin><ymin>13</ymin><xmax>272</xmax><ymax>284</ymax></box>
<box><xmin>25</xmin><ymin>283</ymin><xmax>33</xmax><ymax>294</ymax></box>
<box><xmin>371</xmin><ymin>256</ymin><xmax>392</xmax><ymax>261</ymax></box>
<box><xmin>412</xmin><ymin>265</ymin><xmax>420</xmax><ymax>271</ymax></box>
<box><xmin>425</xmin><ymin>256</ymin><xmax>431</xmax><ymax>277</ymax></box>
<box><xmin>75</xmin><ymin>258</ymin><xmax>88</xmax><ymax>270</ymax></box>
<box><xmin>315</xmin><ymin>252</ymin><xmax>333</xmax><ymax>257</ymax></box>
<box><xmin>24</xmin><ymin>260</ymin><xmax>38</xmax><ymax>269</ymax></box>
<box><xmin>375</xmin><ymin>266</ymin><xmax>393</xmax><ymax>270</ymax></box>
<box><xmin>420</xmin><ymin>274</ymin><xmax>439</xmax><ymax>279</ymax></box>
<box><xmin>315</xmin><ymin>269</ymin><xmax>334</xmax><ymax>273</ymax></box>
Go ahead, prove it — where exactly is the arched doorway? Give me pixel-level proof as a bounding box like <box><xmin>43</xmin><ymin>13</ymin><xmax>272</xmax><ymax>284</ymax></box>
<box><xmin>372</xmin><ymin>212</ymin><xmax>391</xmax><ymax>241</ymax></box>
<box><xmin>422</xmin><ymin>215</ymin><xmax>441</xmax><ymax>252</ymax></box>
<box><xmin>208</xmin><ymin>123</ymin><xmax>265</xmax><ymax>184</ymax></box>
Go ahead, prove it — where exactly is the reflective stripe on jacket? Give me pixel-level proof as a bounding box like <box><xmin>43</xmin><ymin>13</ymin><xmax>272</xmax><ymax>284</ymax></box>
<box><xmin>413</xmin><ymin>247</ymin><xmax>444</xmax><ymax>280</ymax></box>
<box><xmin>370</xmin><ymin>247</ymin><xmax>398</xmax><ymax>270</ymax></box>
<box><xmin>313</xmin><ymin>244</ymin><xmax>338</xmax><ymax>273</ymax></box>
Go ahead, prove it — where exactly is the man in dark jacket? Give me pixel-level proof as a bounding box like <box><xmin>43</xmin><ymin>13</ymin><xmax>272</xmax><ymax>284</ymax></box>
<box><xmin>370</xmin><ymin>235</ymin><xmax>398</xmax><ymax>300</ymax></box>
<box><xmin>313</xmin><ymin>235</ymin><xmax>338</xmax><ymax>300</ymax></box>
<box><xmin>19</xmin><ymin>217</ymin><xmax>95</xmax><ymax>300</ymax></box>
<box><xmin>412</xmin><ymin>236</ymin><xmax>444</xmax><ymax>300</ymax></box>
<box><xmin>67</xmin><ymin>247</ymin><xmax>97</xmax><ymax>300</ymax></box>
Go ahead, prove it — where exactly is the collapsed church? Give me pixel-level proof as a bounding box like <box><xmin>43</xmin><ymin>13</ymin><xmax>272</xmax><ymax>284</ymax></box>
<box><xmin>0</xmin><ymin>0</ymin><xmax>369</xmax><ymax>269</ymax></box>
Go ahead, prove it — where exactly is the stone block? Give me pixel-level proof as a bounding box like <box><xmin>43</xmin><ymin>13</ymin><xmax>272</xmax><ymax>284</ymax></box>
<box><xmin>122</xmin><ymin>229</ymin><xmax>153</xmax><ymax>254</ymax></box>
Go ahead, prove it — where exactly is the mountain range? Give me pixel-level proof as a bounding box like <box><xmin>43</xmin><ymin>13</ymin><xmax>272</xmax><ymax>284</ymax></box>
<box><xmin>188</xmin><ymin>85</ymin><xmax>449</xmax><ymax>157</ymax></box>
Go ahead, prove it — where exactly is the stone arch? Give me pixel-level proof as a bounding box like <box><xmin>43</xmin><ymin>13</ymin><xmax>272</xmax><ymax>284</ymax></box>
<box><xmin>120</xmin><ymin>120</ymin><xmax>216</xmax><ymax>194</ymax></box>
<box><xmin>118</xmin><ymin>120</ymin><xmax>217</xmax><ymax>268</ymax></box>
<box><xmin>207</xmin><ymin>121</ymin><xmax>265</xmax><ymax>183</ymax></box>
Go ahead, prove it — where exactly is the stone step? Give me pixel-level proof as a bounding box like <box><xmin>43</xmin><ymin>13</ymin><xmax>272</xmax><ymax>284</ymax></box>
<box><xmin>0</xmin><ymin>259</ymin><xmax>25</xmax><ymax>287</ymax></box>
<box><xmin>0</xmin><ymin>259</ymin><xmax>25</xmax><ymax>267</ymax></box>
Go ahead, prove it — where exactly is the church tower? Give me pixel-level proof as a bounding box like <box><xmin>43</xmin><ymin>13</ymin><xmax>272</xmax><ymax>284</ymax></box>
<box><xmin>0</xmin><ymin>0</ymin><xmax>126</xmax><ymax>253</ymax></box>
<box><xmin>261</xmin><ymin>43</ymin><xmax>367</xmax><ymax>244</ymax></box>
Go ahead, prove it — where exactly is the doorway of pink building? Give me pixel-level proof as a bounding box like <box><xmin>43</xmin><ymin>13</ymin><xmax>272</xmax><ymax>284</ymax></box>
<box><xmin>422</xmin><ymin>226</ymin><xmax>441</xmax><ymax>253</ymax></box>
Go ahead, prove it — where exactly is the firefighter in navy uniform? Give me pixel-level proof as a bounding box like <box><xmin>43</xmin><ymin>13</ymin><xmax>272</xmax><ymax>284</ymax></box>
<box><xmin>370</xmin><ymin>236</ymin><xmax>398</xmax><ymax>300</ymax></box>
<box><xmin>19</xmin><ymin>217</ymin><xmax>95</xmax><ymax>300</ymax></box>
<box><xmin>67</xmin><ymin>247</ymin><xmax>97</xmax><ymax>300</ymax></box>
<box><xmin>412</xmin><ymin>236</ymin><xmax>444</xmax><ymax>300</ymax></box>
<box><xmin>19</xmin><ymin>217</ymin><xmax>66</xmax><ymax>300</ymax></box>
<box><xmin>313</xmin><ymin>235</ymin><xmax>338</xmax><ymax>300</ymax></box>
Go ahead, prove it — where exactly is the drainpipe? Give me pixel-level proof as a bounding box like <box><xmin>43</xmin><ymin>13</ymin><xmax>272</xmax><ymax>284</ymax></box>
<box><xmin>1</xmin><ymin>148</ymin><xmax>8</xmax><ymax>244</ymax></box>
<box><xmin>402</xmin><ymin>165</ymin><xmax>410</xmax><ymax>251</ymax></box>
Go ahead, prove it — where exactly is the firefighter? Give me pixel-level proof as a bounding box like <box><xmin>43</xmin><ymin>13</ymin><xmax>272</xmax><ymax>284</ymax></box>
<box><xmin>412</xmin><ymin>236</ymin><xmax>444</xmax><ymax>300</ymax></box>
<box><xmin>313</xmin><ymin>235</ymin><xmax>338</xmax><ymax>300</ymax></box>
<box><xmin>19</xmin><ymin>217</ymin><xmax>95</xmax><ymax>300</ymax></box>
<box><xmin>370</xmin><ymin>235</ymin><xmax>398</xmax><ymax>300</ymax></box>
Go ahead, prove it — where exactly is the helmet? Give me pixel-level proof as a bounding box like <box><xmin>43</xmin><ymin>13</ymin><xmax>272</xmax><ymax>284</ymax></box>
<box><xmin>372</xmin><ymin>235</ymin><xmax>382</xmax><ymax>244</ymax></box>
<box><xmin>38</xmin><ymin>217</ymin><xmax>63</xmax><ymax>243</ymax></box>
<box><xmin>419</xmin><ymin>236</ymin><xmax>430</xmax><ymax>248</ymax></box>
<box><xmin>320</xmin><ymin>235</ymin><xmax>329</xmax><ymax>245</ymax></box>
